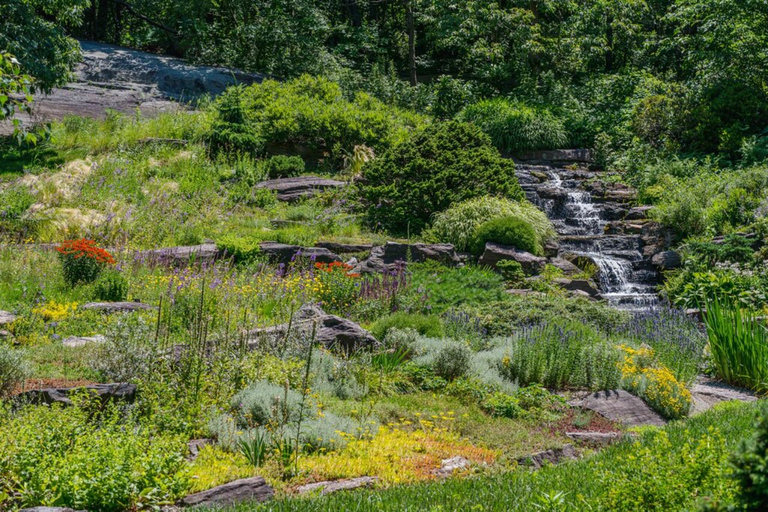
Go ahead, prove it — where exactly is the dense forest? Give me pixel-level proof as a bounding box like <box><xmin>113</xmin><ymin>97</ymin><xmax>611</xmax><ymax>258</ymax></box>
<box><xmin>3</xmin><ymin>1</ymin><xmax>768</xmax><ymax>511</ymax></box>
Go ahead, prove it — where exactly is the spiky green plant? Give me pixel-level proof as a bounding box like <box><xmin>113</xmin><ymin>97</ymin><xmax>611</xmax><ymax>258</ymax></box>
<box><xmin>704</xmin><ymin>297</ymin><xmax>768</xmax><ymax>391</ymax></box>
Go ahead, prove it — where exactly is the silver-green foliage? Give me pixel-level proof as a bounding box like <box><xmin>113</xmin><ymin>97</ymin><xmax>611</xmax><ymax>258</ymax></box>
<box><xmin>427</xmin><ymin>196</ymin><xmax>556</xmax><ymax>252</ymax></box>
<box><xmin>0</xmin><ymin>343</ymin><xmax>31</xmax><ymax>397</ymax></box>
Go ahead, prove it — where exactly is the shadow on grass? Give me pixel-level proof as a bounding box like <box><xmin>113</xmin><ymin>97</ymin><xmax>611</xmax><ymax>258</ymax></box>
<box><xmin>0</xmin><ymin>135</ymin><xmax>65</xmax><ymax>175</ymax></box>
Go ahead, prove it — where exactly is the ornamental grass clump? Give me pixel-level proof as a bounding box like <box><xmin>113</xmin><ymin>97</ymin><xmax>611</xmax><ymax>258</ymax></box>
<box><xmin>471</xmin><ymin>216</ymin><xmax>541</xmax><ymax>256</ymax></box>
<box><xmin>704</xmin><ymin>297</ymin><xmax>768</xmax><ymax>392</ymax></box>
<box><xmin>56</xmin><ymin>238</ymin><xmax>115</xmax><ymax>286</ymax></box>
<box><xmin>427</xmin><ymin>196</ymin><xmax>556</xmax><ymax>252</ymax></box>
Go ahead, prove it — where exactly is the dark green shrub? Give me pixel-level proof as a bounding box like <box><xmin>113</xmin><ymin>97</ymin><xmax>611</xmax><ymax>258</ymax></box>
<box><xmin>206</xmin><ymin>85</ymin><xmax>262</xmax><ymax>156</ymax></box>
<box><xmin>371</xmin><ymin>312</ymin><xmax>445</xmax><ymax>341</ymax></box>
<box><xmin>262</xmin><ymin>155</ymin><xmax>305</xmax><ymax>179</ymax></box>
<box><xmin>92</xmin><ymin>269</ymin><xmax>128</xmax><ymax>302</ymax></box>
<box><xmin>360</xmin><ymin>121</ymin><xmax>523</xmax><ymax>235</ymax></box>
<box><xmin>730</xmin><ymin>402</ymin><xmax>768</xmax><ymax>509</ymax></box>
<box><xmin>458</xmin><ymin>99</ymin><xmax>569</xmax><ymax>153</ymax></box>
<box><xmin>406</xmin><ymin>262</ymin><xmax>508</xmax><ymax>313</ymax></box>
<box><xmin>471</xmin><ymin>216</ymin><xmax>540</xmax><ymax>256</ymax></box>
<box><xmin>433</xmin><ymin>342</ymin><xmax>471</xmax><ymax>381</ymax></box>
<box><xmin>496</xmin><ymin>259</ymin><xmax>526</xmax><ymax>283</ymax></box>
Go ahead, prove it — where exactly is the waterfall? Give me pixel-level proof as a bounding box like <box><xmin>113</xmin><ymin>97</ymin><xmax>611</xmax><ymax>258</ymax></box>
<box><xmin>519</xmin><ymin>165</ymin><xmax>659</xmax><ymax>310</ymax></box>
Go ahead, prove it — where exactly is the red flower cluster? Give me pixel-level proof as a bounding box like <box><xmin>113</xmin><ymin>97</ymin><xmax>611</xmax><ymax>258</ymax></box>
<box><xmin>56</xmin><ymin>239</ymin><xmax>116</xmax><ymax>265</ymax></box>
<box><xmin>314</xmin><ymin>261</ymin><xmax>360</xmax><ymax>278</ymax></box>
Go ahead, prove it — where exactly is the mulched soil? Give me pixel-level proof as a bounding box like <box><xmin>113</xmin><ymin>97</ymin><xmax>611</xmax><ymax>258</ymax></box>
<box><xmin>11</xmin><ymin>378</ymin><xmax>98</xmax><ymax>396</ymax></box>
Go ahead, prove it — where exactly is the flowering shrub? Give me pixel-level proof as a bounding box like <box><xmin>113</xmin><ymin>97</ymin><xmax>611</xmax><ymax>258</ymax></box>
<box><xmin>56</xmin><ymin>239</ymin><xmax>115</xmax><ymax>286</ymax></box>
<box><xmin>32</xmin><ymin>300</ymin><xmax>78</xmax><ymax>321</ymax></box>
<box><xmin>618</xmin><ymin>344</ymin><xmax>692</xmax><ymax>419</ymax></box>
<box><xmin>313</xmin><ymin>262</ymin><xmax>360</xmax><ymax>314</ymax></box>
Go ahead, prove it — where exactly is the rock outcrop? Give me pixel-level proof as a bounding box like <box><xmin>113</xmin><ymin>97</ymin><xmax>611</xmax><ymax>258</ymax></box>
<box><xmin>255</xmin><ymin>176</ymin><xmax>346</xmax><ymax>202</ymax></box>
<box><xmin>245</xmin><ymin>304</ymin><xmax>377</xmax><ymax>352</ymax></box>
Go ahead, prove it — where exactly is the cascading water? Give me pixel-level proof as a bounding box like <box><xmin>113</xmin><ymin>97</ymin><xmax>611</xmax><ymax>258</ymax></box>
<box><xmin>518</xmin><ymin>162</ymin><xmax>659</xmax><ymax>310</ymax></box>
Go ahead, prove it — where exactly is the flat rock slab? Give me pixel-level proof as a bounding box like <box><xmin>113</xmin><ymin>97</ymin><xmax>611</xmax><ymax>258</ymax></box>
<box><xmin>136</xmin><ymin>243</ymin><xmax>224</xmax><ymax>267</ymax></box>
<box><xmin>573</xmin><ymin>390</ymin><xmax>667</xmax><ymax>427</ymax></box>
<box><xmin>255</xmin><ymin>176</ymin><xmax>346</xmax><ymax>202</ymax></box>
<box><xmin>62</xmin><ymin>334</ymin><xmax>105</xmax><ymax>347</ymax></box>
<box><xmin>352</xmin><ymin>242</ymin><xmax>459</xmax><ymax>274</ymax></box>
<box><xmin>259</xmin><ymin>242</ymin><xmax>341</xmax><ymax>265</ymax></box>
<box><xmin>180</xmin><ymin>477</ymin><xmax>274</xmax><ymax>506</ymax></box>
<box><xmin>478</xmin><ymin>242</ymin><xmax>546</xmax><ymax>273</ymax></box>
<box><xmin>315</xmin><ymin>241</ymin><xmax>373</xmax><ymax>254</ymax></box>
<box><xmin>17</xmin><ymin>383</ymin><xmax>137</xmax><ymax>406</ymax></box>
<box><xmin>691</xmin><ymin>377</ymin><xmax>757</xmax><ymax>416</ymax></box>
<box><xmin>297</xmin><ymin>476</ymin><xmax>378</xmax><ymax>495</ymax></box>
<box><xmin>81</xmin><ymin>301</ymin><xmax>156</xmax><ymax>313</ymax></box>
<box><xmin>0</xmin><ymin>310</ymin><xmax>17</xmax><ymax>325</ymax></box>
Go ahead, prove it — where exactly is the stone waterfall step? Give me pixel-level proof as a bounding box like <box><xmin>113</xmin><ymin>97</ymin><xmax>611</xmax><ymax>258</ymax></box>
<box><xmin>517</xmin><ymin>159</ymin><xmax>660</xmax><ymax>310</ymax></box>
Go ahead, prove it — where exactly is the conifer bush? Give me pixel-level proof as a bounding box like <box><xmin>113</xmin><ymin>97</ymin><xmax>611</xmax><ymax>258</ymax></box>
<box><xmin>360</xmin><ymin>121</ymin><xmax>523</xmax><ymax>235</ymax></box>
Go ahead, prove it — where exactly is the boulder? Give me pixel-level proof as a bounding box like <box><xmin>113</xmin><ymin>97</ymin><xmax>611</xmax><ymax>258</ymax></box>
<box><xmin>246</xmin><ymin>304</ymin><xmax>377</xmax><ymax>352</ymax></box>
<box><xmin>352</xmin><ymin>242</ymin><xmax>459</xmax><ymax>274</ymax></box>
<box><xmin>572</xmin><ymin>390</ymin><xmax>666</xmax><ymax>427</ymax></box>
<box><xmin>258</xmin><ymin>242</ymin><xmax>341</xmax><ymax>265</ymax></box>
<box><xmin>315</xmin><ymin>241</ymin><xmax>373</xmax><ymax>254</ymax></box>
<box><xmin>651</xmin><ymin>250</ymin><xmax>681</xmax><ymax>269</ymax></box>
<box><xmin>80</xmin><ymin>301</ymin><xmax>156</xmax><ymax>313</ymax></box>
<box><xmin>254</xmin><ymin>176</ymin><xmax>346</xmax><ymax>202</ymax></box>
<box><xmin>179</xmin><ymin>477</ymin><xmax>274</xmax><ymax>506</ymax></box>
<box><xmin>296</xmin><ymin>476</ymin><xmax>378</xmax><ymax>495</ymax></box>
<box><xmin>137</xmin><ymin>243</ymin><xmax>223</xmax><ymax>267</ymax></box>
<box><xmin>432</xmin><ymin>456</ymin><xmax>471</xmax><ymax>478</ymax></box>
<box><xmin>517</xmin><ymin>445</ymin><xmax>577</xmax><ymax>469</ymax></box>
<box><xmin>18</xmin><ymin>383</ymin><xmax>137</xmax><ymax>406</ymax></box>
<box><xmin>549</xmin><ymin>257</ymin><xmax>581</xmax><ymax>276</ymax></box>
<box><xmin>0</xmin><ymin>310</ymin><xmax>17</xmax><ymax>325</ymax></box>
<box><xmin>478</xmin><ymin>243</ymin><xmax>547</xmax><ymax>273</ymax></box>
<box><xmin>62</xmin><ymin>334</ymin><xmax>105</xmax><ymax>347</ymax></box>
<box><xmin>554</xmin><ymin>278</ymin><xmax>600</xmax><ymax>297</ymax></box>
